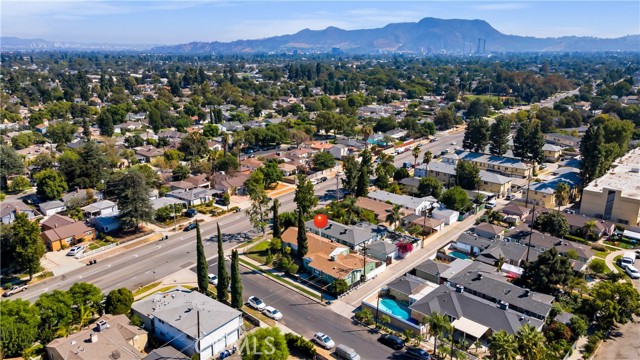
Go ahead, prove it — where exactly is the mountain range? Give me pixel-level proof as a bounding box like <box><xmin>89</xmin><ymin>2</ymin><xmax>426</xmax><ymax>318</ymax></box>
<box><xmin>2</xmin><ymin>18</ymin><xmax>639</xmax><ymax>54</ymax></box>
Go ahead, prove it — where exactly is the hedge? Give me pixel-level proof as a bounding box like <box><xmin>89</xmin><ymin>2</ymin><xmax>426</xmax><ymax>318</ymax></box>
<box><xmin>285</xmin><ymin>333</ymin><xmax>317</xmax><ymax>358</ymax></box>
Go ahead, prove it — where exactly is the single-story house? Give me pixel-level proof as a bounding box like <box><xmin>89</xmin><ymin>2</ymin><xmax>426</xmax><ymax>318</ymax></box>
<box><xmin>0</xmin><ymin>201</ymin><xmax>36</xmax><ymax>224</ymax></box>
<box><xmin>305</xmin><ymin>219</ymin><xmax>387</xmax><ymax>250</ymax></box>
<box><xmin>132</xmin><ymin>287</ymin><xmax>242</xmax><ymax>359</ymax></box>
<box><xmin>472</xmin><ymin>223</ymin><xmax>507</xmax><ymax>240</ymax></box>
<box><xmin>92</xmin><ymin>216</ymin><xmax>121</xmax><ymax>234</ymax></box>
<box><xmin>564</xmin><ymin>213</ymin><xmax>615</xmax><ymax>239</ymax></box>
<box><xmin>41</xmin><ymin>221</ymin><xmax>95</xmax><ymax>251</ymax></box>
<box><xmin>81</xmin><ymin>200</ymin><xmax>119</xmax><ymax>218</ymax></box>
<box><xmin>166</xmin><ymin>188</ymin><xmax>220</xmax><ymax>207</ymax></box>
<box><xmin>329</xmin><ymin>144</ymin><xmax>348</xmax><ymax>159</ymax></box>
<box><xmin>431</xmin><ymin>208</ymin><xmax>459</xmax><ymax>225</ymax></box>
<box><xmin>402</xmin><ymin>213</ymin><xmax>445</xmax><ymax>234</ymax></box>
<box><xmin>135</xmin><ymin>146</ymin><xmax>164</xmax><ymax>163</ymax></box>
<box><xmin>151</xmin><ymin>197</ymin><xmax>187</xmax><ymax>211</ymax></box>
<box><xmin>39</xmin><ymin>200</ymin><xmax>67</xmax><ymax>217</ymax></box>
<box><xmin>184</xmin><ymin>174</ymin><xmax>210</xmax><ymax>189</ymax></box>
<box><xmin>355</xmin><ymin>197</ymin><xmax>411</xmax><ymax>226</ymax></box>
<box><xmin>278</xmin><ymin>162</ymin><xmax>298</xmax><ymax>176</ymax></box>
<box><xmin>62</xmin><ymin>189</ymin><xmax>103</xmax><ymax>206</ymax></box>
<box><xmin>41</xmin><ymin>214</ymin><xmax>76</xmax><ymax>231</ymax></box>
<box><xmin>210</xmin><ymin>173</ymin><xmax>250</xmax><ymax>195</ymax></box>
<box><xmin>367</xmin><ymin>240</ymin><xmax>398</xmax><ymax>263</ymax></box>
<box><xmin>398</xmin><ymin>177</ymin><xmax>422</xmax><ymax>193</ymax></box>
<box><xmin>46</xmin><ymin>314</ymin><xmax>147</xmax><ymax>360</ymax></box>
<box><xmin>413</xmin><ymin>258</ymin><xmax>472</xmax><ymax>285</ymax></box>
<box><xmin>367</xmin><ymin>189</ymin><xmax>437</xmax><ymax>215</ymax></box>
<box><xmin>499</xmin><ymin>204</ymin><xmax>532</xmax><ymax>224</ymax></box>
<box><xmin>169</xmin><ymin>180</ymin><xmax>197</xmax><ymax>191</ymax></box>
<box><xmin>386</xmin><ymin>274</ymin><xmax>430</xmax><ymax>303</ymax></box>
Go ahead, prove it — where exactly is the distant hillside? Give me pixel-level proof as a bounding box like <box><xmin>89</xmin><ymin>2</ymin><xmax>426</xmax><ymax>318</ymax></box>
<box><xmin>150</xmin><ymin>17</ymin><xmax>640</xmax><ymax>54</ymax></box>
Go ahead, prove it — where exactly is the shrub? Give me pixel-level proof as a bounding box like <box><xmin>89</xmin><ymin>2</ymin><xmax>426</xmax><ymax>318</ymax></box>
<box><xmin>284</xmin><ymin>333</ymin><xmax>317</xmax><ymax>358</ymax></box>
<box><xmin>354</xmin><ymin>308</ymin><xmax>374</xmax><ymax>326</ymax></box>
<box><xmin>591</xmin><ymin>243</ymin><xmax>607</xmax><ymax>252</ymax></box>
<box><xmin>565</xmin><ymin>234</ymin><xmax>590</xmax><ymax>245</ymax></box>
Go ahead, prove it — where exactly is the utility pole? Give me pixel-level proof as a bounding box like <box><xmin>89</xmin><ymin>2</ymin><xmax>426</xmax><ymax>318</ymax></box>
<box><xmin>336</xmin><ymin>174</ymin><xmax>340</xmax><ymax>201</ymax></box>
<box><xmin>196</xmin><ymin>310</ymin><xmax>201</xmax><ymax>356</ymax></box>
<box><xmin>172</xmin><ymin>203</ymin><xmax>178</xmax><ymax>231</ymax></box>
<box><xmin>526</xmin><ymin>204</ymin><xmax>537</xmax><ymax>262</ymax></box>
<box><xmin>524</xmin><ymin>173</ymin><xmax>532</xmax><ymax>208</ymax></box>
<box><xmin>361</xmin><ymin>244</ymin><xmax>368</xmax><ymax>284</ymax></box>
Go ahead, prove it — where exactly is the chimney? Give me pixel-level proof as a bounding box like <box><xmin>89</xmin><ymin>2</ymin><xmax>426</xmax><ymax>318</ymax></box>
<box><xmin>455</xmin><ymin>284</ymin><xmax>464</xmax><ymax>293</ymax></box>
<box><xmin>499</xmin><ymin>301</ymin><xmax>509</xmax><ymax>310</ymax></box>
<box><xmin>90</xmin><ymin>333</ymin><xmax>98</xmax><ymax>343</ymax></box>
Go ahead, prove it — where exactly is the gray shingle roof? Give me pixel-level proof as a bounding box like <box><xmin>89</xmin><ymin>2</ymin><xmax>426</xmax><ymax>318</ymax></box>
<box><xmin>387</xmin><ymin>275</ymin><xmax>428</xmax><ymax>296</ymax></box>
<box><xmin>305</xmin><ymin>220</ymin><xmax>386</xmax><ymax>248</ymax></box>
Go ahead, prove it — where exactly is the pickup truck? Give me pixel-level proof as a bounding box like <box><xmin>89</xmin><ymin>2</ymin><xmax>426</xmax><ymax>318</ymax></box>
<box><xmin>3</xmin><ymin>284</ymin><xmax>28</xmax><ymax>297</ymax></box>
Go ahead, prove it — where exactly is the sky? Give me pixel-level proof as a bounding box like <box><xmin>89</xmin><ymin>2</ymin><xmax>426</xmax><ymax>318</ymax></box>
<box><xmin>1</xmin><ymin>0</ymin><xmax>639</xmax><ymax>45</ymax></box>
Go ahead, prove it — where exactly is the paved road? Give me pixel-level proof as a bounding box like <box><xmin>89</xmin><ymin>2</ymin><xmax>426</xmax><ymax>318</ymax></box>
<box><xmin>499</xmin><ymin>87</ymin><xmax>580</xmax><ymax>114</ymax></box>
<box><xmin>15</xmin><ymin>180</ymin><xmax>338</xmax><ymax>303</ymax></box>
<box><xmin>393</xmin><ymin>130</ymin><xmax>465</xmax><ymax>167</ymax></box>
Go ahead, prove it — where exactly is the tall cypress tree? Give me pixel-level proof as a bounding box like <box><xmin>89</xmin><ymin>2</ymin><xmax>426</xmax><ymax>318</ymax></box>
<box><xmin>272</xmin><ymin>198</ymin><xmax>281</xmax><ymax>239</ymax></box>
<box><xmin>579</xmin><ymin>125</ymin><xmax>605</xmax><ymax>186</ymax></box>
<box><xmin>527</xmin><ymin>121</ymin><xmax>545</xmax><ymax>165</ymax></box>
<box><xmin>195</xmin><ymin>222</ymin><xmax>208</xmax><ymax>295</ymax></box>
<box><xmin>230</xmin><ymin>250</ymin><xmax>243</xmax><ymax>309</ymax></box>
<box><xmin>296</xmin><ymin>210</ymin><xmax>308</xmax><ymax>259</ymax></box>
<box><xmin>216</xmin><ymin>223</ymin><xmax>230</xmax><ymax>302</ymax></box>
<box><xmin>489</xmin><ymin>116</ymin><xmax>510</xmax><ymax>156</ymax></box>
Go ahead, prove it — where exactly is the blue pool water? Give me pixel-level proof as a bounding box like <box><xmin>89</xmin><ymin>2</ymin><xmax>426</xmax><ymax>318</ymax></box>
<box><xmin>378</xmin><ymin>298</ymin><xmax>411</xmax><ymax>320</ymax></box>
<box><xmin>450</xmin><ymin>251</ymin><xmax>471</xmax><ymax>260</ymax></box>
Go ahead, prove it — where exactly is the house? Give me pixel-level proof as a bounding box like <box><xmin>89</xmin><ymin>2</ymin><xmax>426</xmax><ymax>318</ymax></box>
<box><xmin>386</xmin><ymin>274</ymin><xmax>430</xmax><ymax>303</ymax></box>
<box><xmin>500</xmin><ymin>204</ymin><xmax>532</xmax><ymax>224</ymax></box>
<box><xmin>40</xmin><ymin>221</ymin><xmax>95</xmax><ymax>251</ymax></box>
<box><xmin>472</xmin><ymin>223</ymin><xmax>507</xmax><ymax>240</ymax></box>
<box><xmin>329</xmin><ymin>144</ymin><xmax>348</xmax><ymax>159</ymax></box>
<box><xmin>62</xmin><ymin>189</ymin><xmax>103</xmax><ymax>206</ymax></box>
<box><xmin>416</xmin><ymin>162</ymin><xmax>513</xmax><ymax>198</ymax></box>
<box><xmin>385</xmin><ymin>128</ymin><xmax>407</xmax><ymax>139</ymax></box>
<box><xmin>367</xmin><ymin>240</ymin><xmax>398</xmax><ymax>263</ymax></box>
<box><xmin>220</xmin><ymin>121</ymin><xmax>243</xmax><ymax>132</ymax></box>
<box><xmin>35</xmin><ymin>123</ymin><xmax>48</xmax><ymax>134</ymax></box>
<box><xmin>210</xmin><ymin>172</ymin><xmax>250</xmax><ymax>195</ymax></box>
<box><xmin>409</xmin><ymin>284</ymin><xmax>545</xmax><ymax>340</ymax></box>
<box><xmin>525</xmin><ymin>170</ymin><xmax>581</xmax><ymax>209</ymax></box>
<box><xmin>282</xmin><ymin>227</ymin><xmax>377</xmax><ymax>287</ymax></box>
<box><xmin>402</xmin><ymin>213</ymin><xmax>444</xmax><ymax>234</ymax></box>
<box><xmin>305</xmin><ymin>219</ymin><xmax>387</xmax><ymax>250</ymax></box>
<box><xmin>41</xmin><ymin>214</ymin><xmax>76</xmax><ymax>231</ymax></box>
<box><xmin>542</xmin><ymin>144</ymin><xmax>564</xmax><ymax>162</ymax></box>
<box><xmin>451</xmin><ymin>232</ymin><xmax>495</xmax><ymax>256</ymax></box>
<box><xmin>0</xmin><ymin>201</ymin><xmax>36</xmax><ymax>224</ymax></box>
<box><xmin>398</xmin><ymin>177</ymin><xmax>421</xmax><ymax>193</ymax></box>
<box><xmin>46</xmin><ymin>314</ymin><xmax>147</xmax><ymax>360</ymax></box>
<box><xmin>475</xmin><ymin>240</ymin><xmax>540</xmax><ymax>268</ymax></box>
<box><xmin>412</xmin><ymin>259</ymin><xmax>473</xmax><ymax>284</ymax></box>
<box><xmin>431</xmin><ymin>208</ymin><xmax>459</xmax><ymax>225</ymax></box>
<box><xmin>166</xmin><ymin>188</ymin><xmax>219</xmax><ymax>207</ymax></box>
<box><xmin>81</xmin><ymin>200</ymin><xmax>118</xmax><ymax>218</ymax></box>
<box><xmin>278</xmin><ymin>162</ymin><xmax>298</xmax><ymax>176</ymax></box>
<box><xmin>135</xmin><ymin>146</ymin><xmax>164</xmax><ymax>163</ymax></box>
<box><xmin>152</xmin><ymin>197</ymin><xmax>187</xmax><ymax>211</ymax></box>
<box><xmin>92</xmin><ymin>216</ymin><xmax>121</xmax><ymax>234</ymax></box>
<box><xmin>144</xmin><ymin>347</ymin><xmax>190</xmax><ymax>360</ymax></box>
<box><xmin>184</xmin><ymin>174</ymin><xmax>210</xmax><ymax>188</ymax></box>
<box><xmin>544</xmin><ymin>133</ymin><xmax>581</xmax><ymax>148</ymax></box>
<box><xmin>39</xmin><ymin>200</ymin><xmax>67</xmax><ymax>217</ymax></box>
<box><xmin>367</xmin><ymin>189</ymin><xmax>437</xmax><ymax>215</ymax></box>
<box><xmin>448</xmin><ymin>261</ymin><xmax>554</xmax><ymax>320</ymax></box>
<box><xmin>132</xmin><ymin>287</ymin><xmax>242</xmax><ymax>359</ymax></box>
<box><xmin>240</xmin><ymin>157</ymin><xmax>264</xmax><ymax>171</ymax></box>
<box><xmin>564</xmin><ymin>213</ymin><xmax>615</xmax><ymax>239</ymax></box>
<box><xmin>169</xmin><ymin>180</ymin><xmax>197</xmax><ymax>191</ymax></box>
<box><xmin>441</xmin><ymin>151</ymin><xmax>533</xmax><ymax>179</ymax></box>
<box><xmin>355</xmin><ymin>197</ymin><xmax>411</xmax><ymax>226</ymax></box>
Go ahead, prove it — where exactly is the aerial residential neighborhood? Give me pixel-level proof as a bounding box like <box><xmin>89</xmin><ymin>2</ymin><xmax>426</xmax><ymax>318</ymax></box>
<box><xmin>1</xmin><ymin>2</ymin><xmax>640</xmax><ymax>360</ymax></box>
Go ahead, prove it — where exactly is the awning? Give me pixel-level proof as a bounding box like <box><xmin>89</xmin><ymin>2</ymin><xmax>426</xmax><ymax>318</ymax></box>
<box><xmin>623</xmin><ymin>230</ymin><xmax>640</xmax><ymax>241</ymax></box>
<box><xmin>451</xmin><ymin>317</ymin><xmax>489</xmax><ymax>339</ymax></box>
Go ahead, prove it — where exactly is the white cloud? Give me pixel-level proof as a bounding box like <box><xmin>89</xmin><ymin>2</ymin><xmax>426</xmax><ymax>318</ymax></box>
<box><xmin>473</xmin><ymin>3</ymin><xmax>530</xmax><ymax>11</ymax></box>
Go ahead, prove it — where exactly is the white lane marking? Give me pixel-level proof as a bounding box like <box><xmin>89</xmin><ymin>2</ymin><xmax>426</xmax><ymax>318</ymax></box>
<box><xmin>132</xmin><ymin>255</ymin><xmax>138</xmax><ymax>258</ymax></box>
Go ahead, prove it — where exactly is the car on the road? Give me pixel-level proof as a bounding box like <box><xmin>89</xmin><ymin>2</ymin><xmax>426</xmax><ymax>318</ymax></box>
<box><xmin>67</xmin><ymin>245</ymin><xmax>85</xmax><ymax>257</ymax></box>
<box><xmin>337</xmin><ymin>171</ymin><xmax>345</xmax><ymax>176</ymax></box>
<box><xmin>485</xmin><ymin>200</ymin><xmax>497</xmax><ymax>209</ymax></box>
<box><xmin>405</xmin><ymin>347</ymin><xmax>432</xmax><ymax>359</ymax></box>
<box><xmin>183</xmin><ymin>222</ymin><xmax>197</xmax><ymax>232</ymax></box>
<box><xmin>335</xmin><ymin>344</ymin><xmax>361</xmax><ymax>360</ymax></box>
<box><xmin>2</xmin><ymin>284</ymin><xmax>28</xmax><ymax>297</ymax></box>
<box><xmin>505</xmin><ymin>194</ymin><xmax>517</xmax><ymax>200</ymax></box>
<box><xmin>430</xmin><ymin>138</ymin><xmax>438</xmax><ymax>143</ymax></box>
<box><xmin>313</xmin><ymin>332</ymin><xmax>335</xmax><ymax>349</ymax></box>
<box><xmin>320</xmin><ymin>176</ymin><xmax>328</xmax><ymax>183</ymax></box>
<box><xmin>378</xmin><ymin>334</ymin><xmax>405</xmax><ymax>350</ymax></box>
<box><xmin>625</xmin><ymin>265</ymin><xmax>640</xmax><ymax>279</ymax></box>
<box><xmin>185</xmin><ymin>208</ymin><xmax>198</xmax><ymax>218</ymax></box>
<box><xmin>262</xmin><ymin>306</ymin><xmax>283</xmax><ymax>320</ymax></box>
<box><xmin>450</xmin><ymin>141</ymin><xmax>457</xmax><ymax>145</ymax></box>
<box><xmin>248</xmin><ymin>296</ymin><xmax>266</xmax><ymax>310</ymax></box>
<box><xmin>208</xmin><ymin>274</ymin><xmax>218</xmax><ymax>285</ymax></box>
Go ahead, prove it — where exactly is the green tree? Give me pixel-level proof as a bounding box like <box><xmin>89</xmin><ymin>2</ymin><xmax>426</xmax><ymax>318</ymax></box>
<box><xmin>489</xmin><ymin>330</ymin><xmax>519</xmax><ymax>360</ymax></box>
<box><xmin>196</xmin><ymin>222</ymin><xmax>208</xmax><ymax>295</ymax></box>
<box><xmin>117</xmin><ymin>171</ymin><xmax>154</xmax><ymax>231</ymax></box>
<box><xmin>356</xmin><ymin>149</ymin><xmax>372</xmax><ymax>198</ymax></box>
<box><xmin>104</xmin><ymin>288</ymin><xmax>134</xmax><ymax>315</ymax></box>
<box><xmin>294</xmin><ymin>174</ymin><xmax>317</xmax><ymax>217</ymax></box>
<box><xmin>417</xmin><ymin>176</ymin><xmax>443</xmax><ymax>199</ymax></box>
<box><xmin>455</xmin><ymin>160</ymin><xmax>480</xmax><ymax>190</ymax></box>
<box><xmin>342</xmin><ymin>155</ymin><xmax>359</xmax><ymax>194</ymax></box>
<box><xmin>172</xmin><ymin>164</ymin><xmax>191</xmax><ymax>181</ymax></box>
<box><xmin>521</xmin><ymin>248</ymin><xmax>573</xmax><ymax>294</ymax></box>
<box><xmin>569</xmin><ymin>317</ymin><xmax>588</xmax><ymax>337</ymax></box>
<box><xmin>272</xmin><ymin>198</ymin><xmax>281</xmax><ymax>239</ymax></box>
<box><xmin>296</xmin><ymin>210</ymin><xmax>308</xmax><ymax>259</ymax></box>
<box><xmin>440</xmin><ymin>186</ymin><xmax>469</xmax><ymax>212</ymax></box>
<box><xmin>553</xmin><ymin>182</ymin><xmax>570</xmax><ymax>212</ymax></box>
<box><xmin>312</xmin><ymin>151</ymin><xmax>336</xmax><ymax>171</ymax></box>
<box><xmin>434</xmin><ymin>108</ymin><xmax>456</xmax><ymax>130</ymax></box>
<box><xmin>589</xmin><ymin>281</ymin><xmax>640</xmax><ymax>329</ymax></box>
<box><xmin>579</xmin><ymin>125</ymin><xmax>605</xmax><ymax>186</ymax></box>
<box><xmin>412</xmin><ymin>146</ymin><xmax>421</xmax><ymax>167</ymax></box>
<box><xmin>11</xmin><ymin>132</ymin><xmax>35</xmax><ymax>150</ymax></box>
<box><xmin>462</xmin><ymin>118</ymin><xmax>490</xmax><ymax>153</ymax></box>
<box><xmin>516</xmin><ymin>324</ymin><xmax>545</xmax><ymax>360</ymax></box>
<box><xmin>385</xmin><ymin>204</ymin><xmax>402</xmax><ymax>229</ymax></box>
<box><xmin>230</xmin><ymin>249</ymin><xmax>243</xmax><ymax>309</ymax></box>
<box><xmin>422</xmin><ymin>150</ymin><xmax>433</xmax><ymax>165</ymax></box>
<box><xmin>9</xmin><ymin>176</ymin><xmax>31</xmax><ymax>192</ymax></box>
<box><xmin>333</xmin><ymin>279</ymin><xmax>349</xmax><ymax>295</ymax></box>
<box><xmin>246</xmin><ymin>173</ymin><xmax>270</xmax><ymax>235</ymax></box>
<box><xmin>222</xmin><ymin>192</ymin><xmax>231</xmax><ymax>210</ymax></box>
<box><xmin>393</xmin><ymin>167</ymin><xmax>410</xmax><ymax>181</ymax></box>
<box><xmin>97</xmin><ymin>110</ymin><xmax>114</xmax><ymax>137</ymax></box>
<box><xmin>261</xmin><ymin>161</ymin><xmax>283</xmax><ymax>189</ymax></box>
<box><xmin>215</xmin><ymin>153</ymin><xmax>239</xmax><ymax>173</ymax></box>
<box><xmin>36</xmin><ymin>290</ymin><xmax>74</xmax><ymax>343</ymax></box>
<box><xmin>423</xmin><ymin>313</ymin><xmax>452</xmax><ymax>357</ymax></box>
<box><xmin>527</xmin><ymin>121</ymin><xmax>545</xmax><ymax>165</ymax></box>
<box><xmin>513</xmin><ymin>122</ymin><xmax>530</xmax><ymax>161</ymax></box>
<box><xmin>179</xmin><ymin>132</ymin><xmax>209</xmax><ymax>161</ymax></box>
<box><xmin>0</xmin><ymin>145</ymin><xmax>24</xmax><ymax>189</ymax></box>
<box><xmin>490</xmin><ymin>116</ymin><xmax>511</xmax><ymax>156</ymax></box>
<box><xmin>217</xmin><ymin>223</ymin><xmax>230</xmax><ymax>302</ymax></box>
<box><xmin>68</xmin><ymin>282</ymin><xmax>103</xmax><ymax>313</ymax></box>
<box><xmin>47</xmin><ymin>121</ymin><xmax>78</xmax><ymax>144</ymax></box>
<box><xmin>13</xmin><ymin>213</ymin><xmax>45</xmax><ymax>280</ymax></box>
<box><xmin>467</xmin><ymin>98</ymin><xmax>490</xmax><ymax>119</ymax></box>
<box><xmin>534</xmin><ymin>211</ymin><xmax>569</xmax><ymax>237</ymax></box>
<box><xmin>34</xmin><ymin>169</ymin><xmax>68</xmax><ymax>201</ymax></box>
<box><xmin>0</xmin><ymin>299</ymin><xmax>40</xmax><ymax>358</ymax></box>
<box><xmin>241</xmin><ymin>326</ymin><xmax>289</xmax><ymax>360</ymax></box>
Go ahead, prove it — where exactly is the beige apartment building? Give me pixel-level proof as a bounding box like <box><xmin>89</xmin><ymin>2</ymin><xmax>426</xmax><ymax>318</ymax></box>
<box><xmin>580</xmin><ymin>148</ymin><xmax>640</xmax><ymax>226</ymax></box>
<box><xmin>441</xmin><ymin>151</ymin><xmax>533</xmax><ymax>178</ymax></box>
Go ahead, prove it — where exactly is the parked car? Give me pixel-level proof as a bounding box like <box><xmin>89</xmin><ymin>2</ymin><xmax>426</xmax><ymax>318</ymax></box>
<box><xmin>313</xmin><ymin>332</ymin><xmax>335</xmax><ymax>349</ymax></box>
<box><xmin>320</xmin><ymin>176</ymin><xmax>328</xmax><ymax>182</ymax></box>
<box><xmin>262</xmin><ymin>306</ymin><xmax>283</xmax><ymax>320</ymax></box>
<box><xmin>625</xmin><ymin>265</ymin><xmax>640</xmax><ymax>279</ymax></box>
<box><xmin>405</xmin><ymin>347</ymin><xmax>432</xmax><ymax>359</ymax></box>
<box><xmin>2</xmin><ymin>284</ymin><xmax>28</xmax><ymax>297</ymax></box>
<box><xmin>378</xmin><ymin>334</ymin><xmax>405</xmax><ymax>350</ymax></box>
<box><xmin>183</xmin><ymin>222</ymin><xmax>197</xmax><ymax>231</ymax></box>
<box><xmin>485</xmin><ymin>200</ymin><xmax>497</xmax><ymax>209</ymax></box>
<box><xmin>337</xmin><ymin>171</ymin><xmax>345</xmax><ymax>176</ymax></box>
<box><xmin>450</xmin><ymin>141</ymin><xmax>457</xmax><ymax>145</ymax></box>
<box><xmin>67</xmin><ymin>245</ymin><xmax>85</xmax><ymax>257</ymax></box>
<box><xmin>248</xmin><ymin>296</ymin><xmax>266</xmax><ymax>310</ymax></box>
<box><xmin>505</xmin><ymin>194</ymin><xmax>517</xmax><ymax>200</ymax></box>
<box><xmin>185</xmin><ymin>208</ymin><xmax>198</xmax><ymax>218</ymax></box>
<box><xmin>208</xmin><ymin>274</ymin><xmax>218</xmax><ymax>285</ymax></box>
<box><xmin>335</xmin><ymin>344</ymin><xmax>361</xmax><ymax>360</ymax></box>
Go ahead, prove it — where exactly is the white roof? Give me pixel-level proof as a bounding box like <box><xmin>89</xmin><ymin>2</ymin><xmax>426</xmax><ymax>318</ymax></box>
<box><xmin>452</xmin><ymin>317</ymin><xmax>490</xmax><ymax>338</ymax></box>
<box><xmin>623</xmin><ymin>230</ymin><xmax>640</xmax><ymax>241</ymax></box>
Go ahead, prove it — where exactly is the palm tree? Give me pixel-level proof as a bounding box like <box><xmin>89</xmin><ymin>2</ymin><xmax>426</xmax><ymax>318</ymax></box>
<box><xmin>385</xmin><ymin>204</ymin><xmax>402</xmax><ymax>230</ymax></box>
<box><xmin>423</xmin><ymin>150</ymin><xmax>433</xmax><ymax>165</ymax></box>
<box><xmin>423</xmin><ymin>313</ymin><xmax>452</xmax><ymax>357</ymax></box>
<box><xmin>412</xmin><ymin>146</ymin><xmax>421</xmax><ymax>168</ymax></box>
<box><xmin>473</xmin><ymin>339</ymin><xmax>482</xmax><ymax>355</ymax></box>
<box><xmin>495</xmin><ymin>255</ymin><xmax>506</xmax><ymax>272</ymax></box>
<box><xmin>222</xmin><ymin>132</ymin><xmax>231</xmax><ymax>156</ymax></box>
<box><xmin>554</xmin><ymin>181</ymin><xmax>570</xmax><ymax>212</ymax></box>
<box><xmin>582</xmin><ymin>219</ymin><xmax>597</xmax><ymax>241</ymax></box>
<box><xmin>489</xmin><ymin>330</ymin><xmax>519</xmax><ymax>360</ymax></box>
<box><xmin>516</xmin><ymin>324</ymin><xmax>545</xmax><ymax>360</ymax></box>
<box><xmin>361</xmin><ymin>125</ymin><xmax>373</xmax><ymax>148</ymax></box>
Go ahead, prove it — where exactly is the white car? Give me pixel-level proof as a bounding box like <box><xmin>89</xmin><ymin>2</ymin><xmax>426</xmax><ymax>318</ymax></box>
<box><xmin>313</xmin><ymin>332</ymin><xmax>335</xmax><ymax>349</ymax></box>
<box><xmin>262</xmin><ymin>306</ymin><xmax>283</xmax><ymax>321</ymax></box>
<box><xmin>67</xmin><ymin>245</ymin><xmax>85</xmax><ymax>256</ymax></box>
<box><xmin>450</xmin><ymin>141</ymin><xmax>457</xmax><ymax>145</ymax></box>
<box><xmin>248</xmin><ymin>296</ymin><xmax>266</xmax><ymax>311</ymax></box>
<box><xmin>485</xmin><ymin>201</ymin><xmax>497</xmax><ymax>209</ymax></box>
<box><xmin>208</xmin><ymin>274</ymin><xmax>218</xmax><ymax>285</ymax></box>
<box><xmin>625</xmin><ymin>265</ymin><xmax>640</xmax><ymax>279</ymax></box>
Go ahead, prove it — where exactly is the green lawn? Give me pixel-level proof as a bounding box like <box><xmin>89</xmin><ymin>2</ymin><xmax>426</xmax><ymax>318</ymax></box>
<box><xmin>245</xmin><ymin>240</ymin><xmax>271</xmax><ymax>264</ymax></box>
<box><xmin>133</xmin><ymin>281</ymin><xmax>161</xmax><ymax>297</ymax></box>
<box><xmin>588</xmin><ymin>259</ymin><xmax>611</xmax><ymax>274</ymax></box>
<box><xmin>593</xmin><ymin>250</ymin><xmax>609</xmax><ymax>259</ymax></box>
<box><xmin>604</xmin><ymin>240</ymin><xmax>635</xmax><ymax>249</ymax></box>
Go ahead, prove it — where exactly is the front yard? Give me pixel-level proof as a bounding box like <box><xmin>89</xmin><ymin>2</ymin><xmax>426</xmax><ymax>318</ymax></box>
<box><xmin>245</xmin><ymin>240</ymin><xmax>271</xmax><ymax>264</ymax></box>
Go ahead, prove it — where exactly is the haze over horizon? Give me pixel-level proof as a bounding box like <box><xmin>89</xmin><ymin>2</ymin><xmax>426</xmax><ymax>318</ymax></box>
<box><xmin>1</xmin><ymin>0</ymin><xmax>639</xmax><ymax>45</ymax></box>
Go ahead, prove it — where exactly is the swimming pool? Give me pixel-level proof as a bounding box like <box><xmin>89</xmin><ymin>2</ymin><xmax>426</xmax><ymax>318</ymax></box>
<box><xmin>378</xmin><ymin>298</ymin><xmax>411</xmax><ymax>320</ymax></box>
<box><xmin>450</xmin><ymin>251</ymin><xmax>471</xmax><ymax>260</ymax></box>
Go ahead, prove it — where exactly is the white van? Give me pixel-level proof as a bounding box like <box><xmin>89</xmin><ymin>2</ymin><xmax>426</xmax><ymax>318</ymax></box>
<box><xmin>335</xmin><ymin>344</ymin><xmax>361</xmax><ymax>360</ymax></box>
<box><xmin>621</xmin><ymin>251</ymin><xmax>636</xmax><ymax>267</ymax></box>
